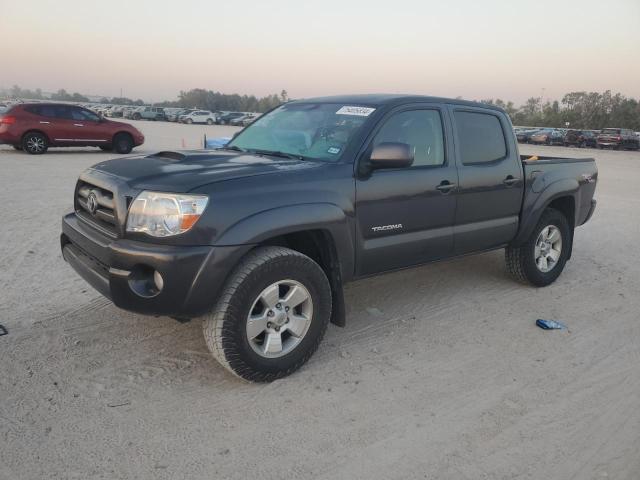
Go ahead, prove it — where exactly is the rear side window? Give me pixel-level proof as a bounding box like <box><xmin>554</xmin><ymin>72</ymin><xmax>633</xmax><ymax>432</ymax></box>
<box><xmin>454</xmin><ymin>111</ymin><xmax>507</xmax><ymax>165</ymax></box>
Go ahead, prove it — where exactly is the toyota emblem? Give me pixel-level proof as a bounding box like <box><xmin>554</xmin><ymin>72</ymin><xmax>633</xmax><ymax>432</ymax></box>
<box><xmin>87</xmin><ymin>192</ymin><xmax>98</xmax><ymax>215</ymax></box>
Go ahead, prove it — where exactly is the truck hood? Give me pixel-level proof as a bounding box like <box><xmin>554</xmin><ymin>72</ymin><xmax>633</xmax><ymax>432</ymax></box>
<box><xmin>88</xmin><ymin>150</ymin><xmax>324</xmax><ymax>192</ymax></box>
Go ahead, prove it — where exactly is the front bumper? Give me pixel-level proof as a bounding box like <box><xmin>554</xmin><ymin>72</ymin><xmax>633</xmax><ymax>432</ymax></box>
<box><xmin>61</xmin><ymin>212</ymin><xmax>250</xmax><ymax>317</ymax></box>
<box><xmin>581</xmin><ymin>199</ymin><xmax>597</xmax><ymax>225</ymax></box>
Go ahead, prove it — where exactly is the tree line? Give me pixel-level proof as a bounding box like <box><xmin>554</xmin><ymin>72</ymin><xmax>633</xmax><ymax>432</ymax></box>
<box><xmin>2</xmin><ymin>85</ymin><xmax>288</xmax><ymax>113</ymax></box>
<box><xmin>480</xmin><ymin>90</ymin><xmax>640</xmax><ymax>130</ymax></box>
<box><xmin>156</xmin><ymin>89</ymin><xmax>289</xmax><ymax>113</ymax></box>
<box><xmin>3</xmin><ymin>85</ymin><xmax>639</xmax><ymax>127</ymax></box>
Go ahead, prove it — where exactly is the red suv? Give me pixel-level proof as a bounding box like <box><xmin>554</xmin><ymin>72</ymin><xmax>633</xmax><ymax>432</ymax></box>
<box><xmin>0</xmin><ymin>103</ymin><xmax>145</xmax><ymax>155</ymax></box>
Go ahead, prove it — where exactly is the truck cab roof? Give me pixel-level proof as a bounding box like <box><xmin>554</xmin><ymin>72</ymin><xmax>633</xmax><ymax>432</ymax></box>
<box><xmin>295</xmin><ymin>94</ymin><xmax>506</xmax><ymax>113</ymax></box>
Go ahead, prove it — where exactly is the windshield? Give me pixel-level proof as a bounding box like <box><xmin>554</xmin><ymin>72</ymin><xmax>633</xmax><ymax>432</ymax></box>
<box><xmin>228</xmin><ymin>103</ymin><xmax>373</xmax><ymax>161</ymax></box>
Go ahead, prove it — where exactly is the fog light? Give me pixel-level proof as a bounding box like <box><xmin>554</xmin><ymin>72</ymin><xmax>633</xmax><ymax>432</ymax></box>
<box><xmin>153</xmin><ymin>270</ymin><xmax>164</xmax><ymax>291</ymax></box>
<box><xmin>128</xmin><ymin>265</ymin><xmax>163</xmax><ymax>298</ymax></box>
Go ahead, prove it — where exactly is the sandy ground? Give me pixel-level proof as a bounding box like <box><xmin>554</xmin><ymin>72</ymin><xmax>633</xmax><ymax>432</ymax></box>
<box><xmin>1</xmin><ymin>120</ymin><xmax>639</xmax><ymax>480</ymax></box>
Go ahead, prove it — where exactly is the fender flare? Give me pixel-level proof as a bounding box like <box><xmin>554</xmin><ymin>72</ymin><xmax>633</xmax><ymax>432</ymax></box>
<box><xmin>512</xmin><ymin>177</ymin><xmax>579</xmax><ymax>246</ymax></box>
<box><xmin>216</xmin><ymin>203</ymin><xmax>355</xmax><ymax>326</ymax></box>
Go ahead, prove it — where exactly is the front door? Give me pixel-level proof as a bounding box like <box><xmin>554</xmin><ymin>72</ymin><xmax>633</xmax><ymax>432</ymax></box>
<box><xmin>69</xmin><ymin>107</ymin><xmax>109</xmax><ymax>145</ymax></box>
<box><xmin>355</xmin><ymin>106</ymin><xmax>458</xmax><ymax>276</ymax></box>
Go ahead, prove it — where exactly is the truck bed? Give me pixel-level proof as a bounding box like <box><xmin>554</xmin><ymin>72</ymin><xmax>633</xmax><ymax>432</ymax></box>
<box><xmin>518</xmin><ymin>154</ymin><xmax>597</xmax><ymax>240</ymax></box>
<box><xmin>520</xmin><ymin>154</ymin><xmax>596</xmax><ymax>165</ymax></box>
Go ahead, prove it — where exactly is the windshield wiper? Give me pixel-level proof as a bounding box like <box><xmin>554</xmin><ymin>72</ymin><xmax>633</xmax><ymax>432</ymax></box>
<box><xmin>248</xmin><ymin>149</ymin><xmax>308</xmax><ymax>161</ymax></box>
<box><xmin>219</xmin><ymin>145</ymin><xmax>245</xmax><ymax>152</ymax></box>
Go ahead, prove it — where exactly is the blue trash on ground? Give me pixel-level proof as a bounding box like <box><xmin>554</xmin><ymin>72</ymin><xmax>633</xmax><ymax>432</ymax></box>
<box><xmin>536</xmin><ymin>319</ymin><xmax>567</xmax><ymax>330</ymax></box>
<box><xmin>203</xmin><ymin>135</ymin><xmax>232</xmax><ymax>150</ymax></box>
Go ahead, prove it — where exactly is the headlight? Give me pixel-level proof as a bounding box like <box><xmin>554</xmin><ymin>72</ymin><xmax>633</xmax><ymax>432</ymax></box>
<box><xmin>126</xmin><ymin>191</ymin><xmax>208</xmax><ymax>237</ymax></box>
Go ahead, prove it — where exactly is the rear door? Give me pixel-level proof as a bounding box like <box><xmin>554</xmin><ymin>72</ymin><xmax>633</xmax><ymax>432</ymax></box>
<box><xmin>23</xmin><ymin>105</ymin><xmax>57</xmax><ymax>141</ymax></box>
<box><xmin>36</xmin><ymin>105</ymin><xmax>78</xmax><ymax>145</ymax></box>
<box><xmin>355</xmin><ymin>104</ymin><xmax>458</xmax><ymax>275</ymax></box>
<box><xmin>448</xmin><ymin>106</ymin><xmax>524</xmax><ymax>254</ymax></box>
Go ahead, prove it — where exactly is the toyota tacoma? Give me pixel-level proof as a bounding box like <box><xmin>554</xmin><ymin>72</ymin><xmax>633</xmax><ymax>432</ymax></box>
<box><xmin>61</xmin><ymin>94</ymin><xmax>598</xmax><ymax>381</ymax></box>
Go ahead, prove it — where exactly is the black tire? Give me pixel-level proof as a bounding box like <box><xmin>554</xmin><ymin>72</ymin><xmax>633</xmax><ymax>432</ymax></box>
<box><xmin>112</xmin><ymin>133</ymin><xmax>133</xmax><ymax>154</ymax></box>
<box><xmin>22</xmin><ymin>131</ymin><xmax>48</xmax><ymax>155</ymax></box>
<box><xmin>202</xmin><ymin>246</ymin><xmax>332</xmax><ymax>382</ymax></box>
<box><xmin>505</xmin><ymin>208</ymin><xmax>571</xmax><ymax>287</ymax></box>
<box><xmin>132</xmin><ymin>113</ymin><xmax>141</xmax><ymax>120</ymax></box>
<box><xmin>186</xmin><ymin>118</ymin><xmax>193</xmax><ymax>124</ymax></box>
<box><xmin>206</xmin><ymin>118</ymin><xmax>214</xmax><ymax>125</ymax></box>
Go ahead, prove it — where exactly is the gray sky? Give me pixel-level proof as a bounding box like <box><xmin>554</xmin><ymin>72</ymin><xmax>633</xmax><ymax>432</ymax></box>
<box><xmin>1</xmin><ymin>0</ymin><xmax>639</xmax><ymax>104</ymax></box>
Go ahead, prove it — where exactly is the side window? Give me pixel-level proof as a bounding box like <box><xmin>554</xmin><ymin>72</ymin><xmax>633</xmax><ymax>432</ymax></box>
<box><xmin>31</xmin><ymin>105</ymin><xmax>58</xmax><ymax>118</ymax></box>
<box><xmin>70</xmin><ymin>107</ymin><xmax>100</xmax><ymax>122</ymax></box>
<box><xmin>54</xmin><ymin>106</ymin><xmax>73</xmax><ymax>119</ymax></box>
<box><xmin>372</xmin><ymin>109</ymin><xmax>445</xmax><ymax>167</ymax></box>
<box><xmin>454</xmin><ymin>111</ymin><xmax>507</xmax><ymax>165</ymax></box>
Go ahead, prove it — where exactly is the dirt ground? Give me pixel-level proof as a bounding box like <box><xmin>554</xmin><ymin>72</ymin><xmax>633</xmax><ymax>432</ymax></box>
<box><xmin>1</xmin><ymin>120</ymin><xmax>639</xmax><ymax>480</ymax></box>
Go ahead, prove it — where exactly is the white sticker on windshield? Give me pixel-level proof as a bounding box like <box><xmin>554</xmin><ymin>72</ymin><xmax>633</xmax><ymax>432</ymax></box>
<box><xmin>327</xmin><ymin>146</ymin><xmax>341</xmax><ymax>155</ymax></box>
<box><xmin>336</xmin><ymin>106</ymin><xmax>376</xmax><ymax>117</ymax></box>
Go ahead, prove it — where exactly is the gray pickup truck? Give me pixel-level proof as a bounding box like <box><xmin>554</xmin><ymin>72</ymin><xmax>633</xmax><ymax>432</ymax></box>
<box><xmin>61</xmin><ymin>94</ymin><xmax>597</xmax><ymax>381</ymax></box>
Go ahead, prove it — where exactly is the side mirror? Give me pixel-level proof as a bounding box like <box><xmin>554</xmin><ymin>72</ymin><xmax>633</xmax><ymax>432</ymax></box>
<box><xmin>369</xmin><ymin>142</ymin><xmax>414</xmax><ymax>170</ymax></box>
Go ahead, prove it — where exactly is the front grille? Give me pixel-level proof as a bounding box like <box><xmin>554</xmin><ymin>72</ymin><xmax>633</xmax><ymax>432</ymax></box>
<box><xmin>76</xmin><ymin>181</ymin><xmax>118</xmax><ymax>237</ymax></box>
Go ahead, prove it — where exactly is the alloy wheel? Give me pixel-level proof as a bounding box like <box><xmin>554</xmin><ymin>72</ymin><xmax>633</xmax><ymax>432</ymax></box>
<box><xmin>246</xmin><ymin>280</ymin><xmax>313</xmax><ymax>358</ymax></box>
<box><xmin>534</xmin><ymin>225</ymin><xmax>562</xmax><ymax>273</ymax></box>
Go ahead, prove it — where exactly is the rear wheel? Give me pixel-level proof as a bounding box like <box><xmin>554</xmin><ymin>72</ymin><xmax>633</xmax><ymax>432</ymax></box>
<box><xmin>132</xmin><ymin>113</ymin><xmax>141</xmax><ymax>120</ymax></box>
<box><xmin>202</xmin><ymin>246</ymin><xmax>332</xmax><ymax>382</ymax></box>
<box><xmin>112</xmin><ymin>133</ymin><xmax>133</xmax><ymax>154</ymax></box>
<box><xmin>186</xmin><ymin>118</ymin><xmax>193</xmax><ymax>124</ymax></box>
<box><xmin>505</xmin><ymin>208</ymin><xmax>571</xmax><ymax>287</ymax></box>
<box><xmin>22</xmin><ymin>132</ymin><xmax>48</xmax><ymax>155</ymax></box>
<box><xmin>206</xmin><ymin>118</ymin><xmax>214</xmax><ymax>125</ymax></box>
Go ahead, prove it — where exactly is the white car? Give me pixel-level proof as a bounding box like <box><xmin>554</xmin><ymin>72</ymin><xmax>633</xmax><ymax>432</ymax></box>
<box><xmin>180</xmin><ymin>110</ymin><xmax>217</xmax><ymax>125</ymax></box>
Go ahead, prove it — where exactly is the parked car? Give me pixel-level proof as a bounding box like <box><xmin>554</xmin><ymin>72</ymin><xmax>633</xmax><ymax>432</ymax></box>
<box><xmin>596</xmin><ymin>128</ymin><xmax>640</xmax><ymax>150</ymax></box>
<box><xmin>164</xmin><ymin>108</ymin><xmax>186</xmax><ymax>122</ymax></box>
<box><xmin>563</xmin><ymin>129</ymin><xmax>597</xmax><ymax>148</ymax></box>
<box><xmin>515</xmin><ymin>129</ymin><xmax>539</xmax><ymax>143</ymax></box>
<box><xmin>217</xmin><ymin>111</ymin><xmax>245</xmax><ymax>125</ymax></box>
<box><xmin>229</xmin><ymin>113</ymin><xmax>261</xmax><ymax>127</ymax></box>
<box><xmin>167</xmin><ymin>109</ymin><xmax>194</xmax><ymax>122</ymax></box>
<box><xmin>242</xmin><ymin>113</ymin><xmax>261</xmax><ymax>126</ymax></box>
<box><xmin>60</xmin><ymin>94</ymin><xmax>598</xmax><ymax>381</ymax></box>
<box><xmin>529</xmin><ymin>128</ymin><xmax>553</xmax><ymax>145</ymax></box>
<box><xmin>123</xmin><ymin>107</ymin><xmax>141</xmax><ymax>119</ymax></box>
<box><xmin>107</xmin><ymin>106</ymin><xmax>125</xmax><ymax>118</ymax></box>
<box><xmin>130</xmin><ymin>106</ymin><xmax>166</xmax><ymax>121</ymax></box>
<box><xmin>179</xmin><ymin>110</ymin><xmax>217</xmax><ymax>125</ymax></box>
<box><xmin>0</xmin><ymin>103</ymin><xmax>144</xmax><ymax>154</ymax></box>
<box><xmin>549</xmin><ymin>129</ymin><xmax>565</xmax><ymax>145</ymax></box>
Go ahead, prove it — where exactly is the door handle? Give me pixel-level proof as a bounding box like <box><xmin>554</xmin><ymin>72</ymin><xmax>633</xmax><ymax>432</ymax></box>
<box><xmin>73</xmin><ymin>124</ymin><xmax>84</xmax><ymax>127</ymax></box>
<box><xmin>436</xmin><ymin>181</ymin><xmax>457</xmax><ymax>193</ymax></box>
<box><xmin>503</xmin><ymin>175</ymin><xmax>519</xmax><ymax>186</ymax></box>
<box><xmin>39</xmin><ymin>121</ymin><xmax>50</xmax><ymax>124</ymax></box>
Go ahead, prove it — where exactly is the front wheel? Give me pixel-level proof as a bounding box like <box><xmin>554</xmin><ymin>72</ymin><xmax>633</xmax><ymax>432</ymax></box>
<box><xmin>186</xmin><ymin>118</ymin><xmax>193</xmax><ymax>124</ymax></box>
<box><xmin>505</xmin><ymin>208</ymin><xmax>571</xmax><ymax>287</ymax></box>
<box><xmin>112</xmin><ymin>133</ymin><xmax>133</xmax><ymax>154</ymax></box>
<box><xmin>202</xmin><ymin>246</ymin><xmax>332</xmax><ymax>382</ymax></box>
